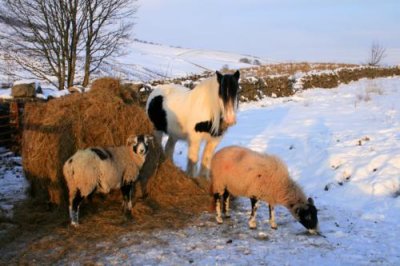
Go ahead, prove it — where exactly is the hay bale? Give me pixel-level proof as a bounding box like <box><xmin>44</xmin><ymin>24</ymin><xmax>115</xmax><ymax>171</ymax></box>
<box><xmin>22</xmin><ymin>77</ymin><xmax>209</xmax><ymax>216</ymax></box>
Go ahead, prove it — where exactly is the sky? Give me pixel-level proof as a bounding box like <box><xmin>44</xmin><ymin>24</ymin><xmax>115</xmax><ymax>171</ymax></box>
<box><xmin>134</xmin><ymin>0</ymin><xmax>400</xmax><ymax>65</ymax></box>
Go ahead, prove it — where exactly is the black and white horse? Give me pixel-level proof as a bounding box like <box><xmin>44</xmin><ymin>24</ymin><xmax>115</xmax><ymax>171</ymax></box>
<box><xmin>146</xmin><ymin>70</ymin><xmax>240</xmax><ymax>177</ymax></box>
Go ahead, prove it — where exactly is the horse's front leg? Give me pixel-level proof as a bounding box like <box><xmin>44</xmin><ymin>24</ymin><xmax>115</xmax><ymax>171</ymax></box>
<box><xmin>187</xmin><ymin>138</ymin><xmax>201</xmax><ymax>177</ymax></box>
<box><xmin>165</xmin><ymin>136</ymin><xmax>177</xmax><ymax>160</ymax></box>
<box><xmin>154</xmin><ymin>130</ymin><xmax>163</xmax><ymax>146</ymax></box>
<box><xmin>199</xmin><ymin>137</ymin><xmax>221</xmax><ymax>178</ymax></box>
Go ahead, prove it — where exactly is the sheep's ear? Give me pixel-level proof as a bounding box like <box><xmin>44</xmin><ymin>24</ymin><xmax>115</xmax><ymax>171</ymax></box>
<box><xmin>145</xmin><ymin>135</ymin><xmax>154</xmax><ymax>145</ymax></box>
<box><xmin>308</xmin><ymin>197</ymin><xmax>314</xmax><ymax>206</ymax></box>
<box><xmin>233</xmin><ymin>70</ymin><xmax>240</xmax><ymax>80</ymax></box>
<box><xmin>126</xmin><ymin>135</ymin><xmax>138</xmax><ymax>146</ymax></box>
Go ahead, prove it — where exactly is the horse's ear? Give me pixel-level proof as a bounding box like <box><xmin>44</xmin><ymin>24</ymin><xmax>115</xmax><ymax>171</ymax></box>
<box><xmin>216</xmin><ymin>71</ymin><xmax>223</xmax><ymax>83</ymax></box>
<box><xmin>233</xmin><ymin>70</ymin><xmax>240</xmax><ymax>80</ymax></box>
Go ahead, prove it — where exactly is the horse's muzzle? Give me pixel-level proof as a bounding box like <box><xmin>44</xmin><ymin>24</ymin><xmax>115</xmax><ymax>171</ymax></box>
<box><xmin>224</xmin><ymin>116</ymin><xmax>237</xmax><ymax>126</ymax></box>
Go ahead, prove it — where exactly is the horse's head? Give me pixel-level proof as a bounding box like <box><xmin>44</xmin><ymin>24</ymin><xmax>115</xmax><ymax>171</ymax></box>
<box><xmin>216</xmin><ymin>70</ymin><xmax>240</xmax><ymax>126</ymax></box>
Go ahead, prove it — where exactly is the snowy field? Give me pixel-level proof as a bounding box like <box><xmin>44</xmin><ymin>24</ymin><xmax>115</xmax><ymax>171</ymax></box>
<box><xmin>1</xmin><ymin>76</ymin><xmax>400</xmax><ymax>264</ymax></box>
<box><xmin>0</xmin><ymin>40</ymin><xmax>266</xmax><ymax>86</ymax></box>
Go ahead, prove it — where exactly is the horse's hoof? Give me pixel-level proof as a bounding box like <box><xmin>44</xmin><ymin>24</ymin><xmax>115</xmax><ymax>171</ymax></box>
<box><xmin>216</xmin><ymin>217</ymin><xmax>223</xmax><ymax>224</ymax></box>
<box><xmin>271</xmin><ymin>226</ymin><xmax>278</xmax><ymax>230</ymax></box>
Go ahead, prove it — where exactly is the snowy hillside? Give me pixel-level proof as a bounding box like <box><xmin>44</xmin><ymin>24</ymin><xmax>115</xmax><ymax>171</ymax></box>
<box><xmin>1</xmin><ymin>76</ymin><xmax>400</xmax><ymax>264</ymax></box>
<box><xmin>96</xmin><ymin>40</ymin><xmax>268</xmax><ymax>82</ymax></box>
<box><xmin>0</xmin><ymin>40</ymin><xmax>268</xmax><ymax>85</ymax></box>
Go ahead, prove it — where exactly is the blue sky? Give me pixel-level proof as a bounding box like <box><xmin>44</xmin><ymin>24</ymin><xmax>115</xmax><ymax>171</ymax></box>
<box><xmin>135</xmin><ymin>0</ymin><xmax>400</xmax><ymax>64</ymax></box>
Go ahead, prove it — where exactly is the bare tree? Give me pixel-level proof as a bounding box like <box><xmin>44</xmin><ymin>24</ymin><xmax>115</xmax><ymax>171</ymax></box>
<box><xmin>367</xmin><ymin>42</ymin><xmax>386</xmax><ymax>66</ymax></box>
<box><xmin>0</xmin><ymin>0</ymin><xmax>137</xmax><ymax>89</ymax></box>
<box><xmin>1</xmin><ymin>0</ymin><xmax>68</xmax><ymax>89</ymax></box>
<box><xmin>65</xmin><ymin>0</ymin><xmax>88</xmax><ymax>88</ymax></box>
<box><xmin>82</xmin><ymin>0</ymin><xmax>136</xmax><ymax>87</ymax></box>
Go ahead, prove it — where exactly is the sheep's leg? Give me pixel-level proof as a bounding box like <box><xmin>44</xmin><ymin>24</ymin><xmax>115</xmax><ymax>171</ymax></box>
<box><xmin>268</xmin><ymin>205</ymin><xmax>278</xmax><ymax>229</ymax></box>
<box><xmin>187</xmin><ymin>139</ymin><xmax>200</xmax><ymax>177</ymax></box>
<box><xmin>69</xmin><ymin>189</ymin><xmax>84</xmax><ymax>227</ymax></box>
<box><xmin>121</xmin><ymin>181</ymin><xmax>134</xmax><ymax>219</ymax></box>
<box><xmin>199</xmin><ymin>137</ymin><xmax>221</xmax><ymax>178</ymax></box>
<box><xmin>214</xmin><ymin>193</ymin><xmax>223</xmax><ymax>224</ymax></box>
<box><xmin>165</xmin><ymin>136</ymin><xmax>177</xmax><ymax>160</ymax></box>
<box><xmin>222</xmin><ymin>189</ymin><xmax>231</xmax><ymax>218</ymax></box>
<box><xmin>248</xmin><ymin>197</ymin><xmax>258</xmax><ymax>229</ymax></box>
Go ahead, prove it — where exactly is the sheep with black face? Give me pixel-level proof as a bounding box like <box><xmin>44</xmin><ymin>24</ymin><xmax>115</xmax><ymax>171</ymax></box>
<box><xmin>63</xmin><ymin>134</ymin><xmax>153</xmax><ymax>226</ymax></box>
<box><xmin>210</xmin><ymin>146</ymin><xmax>319</xmax><ymax>234</ymax></box>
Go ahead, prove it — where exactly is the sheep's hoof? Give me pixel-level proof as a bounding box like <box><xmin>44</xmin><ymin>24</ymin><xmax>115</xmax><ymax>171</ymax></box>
<box><xmin>71</xmin><ymin>221</ymin><xmax>79</xmax><ymax>228</ymax></box>
<box><xmin>270</xmin><ymin>221</ymin><xmax>278</xmax><ymax>229</ymax></box>
<box><xmin>248</xmin><ymin>220</ymin><xmax>257</xmax><ymax>229</ymax></box>
<box><xmin>216</xmin><ymin>216</ymin><xmax>223</xmax><ymax>224</ymax></box>
<box><xmin>308</xmin><ymin>229</ymin><xmax>318</xmax><ymax>235</ymax></box>
<box><xmin>124</xmin><ymin>211</ymin><xmax>133</xmax><ymax>220</ymax></box>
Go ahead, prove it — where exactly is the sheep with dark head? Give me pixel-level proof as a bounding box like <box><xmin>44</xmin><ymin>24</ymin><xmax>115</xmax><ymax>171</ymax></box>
<box><xmin>63</xmin><ymin>134</ymin><xmax>153</xmax><ymax>226</ymax></box>
<box><xmin>210</xmin><ymin>146</ymin><xmax>319</xmax><ymax>234</ymax></box>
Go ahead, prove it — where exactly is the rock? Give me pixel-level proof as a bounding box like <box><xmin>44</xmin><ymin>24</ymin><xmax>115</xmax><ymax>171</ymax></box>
<box><xmin>11</xmin><ymin>80</ymin><xmax>42</xmax><ymax>97</ymax></box>
<box><xmin>11</xmin><ymin>83</ymin><xmax>36</xmax><ymax>98</ymax></box>
<box><xmin>68</xmin><ymin>85</ymin><xmax>85</xmax><ymax>94</ymax></box>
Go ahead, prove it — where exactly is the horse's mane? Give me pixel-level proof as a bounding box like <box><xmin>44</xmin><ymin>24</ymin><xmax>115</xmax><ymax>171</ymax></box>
<box><xmin>190</xmin><ymin>75</ymin><xmax>221</xmax><ymax>134</ymax></box>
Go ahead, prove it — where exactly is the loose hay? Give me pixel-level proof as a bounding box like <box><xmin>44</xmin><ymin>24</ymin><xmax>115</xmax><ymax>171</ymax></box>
<box><xmin>21</xmin><ymin>77</ymin><xmax>209</xmax><ymax>221</ymax></box>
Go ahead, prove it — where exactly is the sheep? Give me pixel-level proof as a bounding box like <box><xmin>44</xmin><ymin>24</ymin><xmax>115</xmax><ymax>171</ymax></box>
<box><xmin>210</xmin><ymin>146</ymin><xmax>319</xmax><ymax>234</ymax></box>
<box><xmin>63</xmin><ymin>134</ymin><xmax>153</xmax><ymax>226</ymax></box>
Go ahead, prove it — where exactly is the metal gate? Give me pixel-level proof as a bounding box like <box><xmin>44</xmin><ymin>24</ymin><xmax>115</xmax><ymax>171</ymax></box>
<box><xmin>0</xmin><ymin>100</ymin><xmax>22</xmax><ymax>152</ymax></box>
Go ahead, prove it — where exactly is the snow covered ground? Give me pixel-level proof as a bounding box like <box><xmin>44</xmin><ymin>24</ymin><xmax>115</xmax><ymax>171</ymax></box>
<box><xmin>0</xmin><ymin>149</ymin><xmax>26</xmax><ymax>218</ymax></box>
<box><xmin>1</xmin><ymin>76</ymin><xmax>400</xmax><ymax>264</ymax></box>
<box><xmin>113</xmin><ymin>76</ymin><xmax>400</xmax><ymax>265</ymax></box>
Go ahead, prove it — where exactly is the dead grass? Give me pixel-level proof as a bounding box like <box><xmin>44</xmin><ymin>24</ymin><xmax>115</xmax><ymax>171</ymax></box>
<box><xmin>240</xmin><ymin>62</ymin><xmax>358</xmax><ymax>78</ymax></box>
<box><xmin>0</xmin><ymin>192</ymin><xmax>205</xmax><ymax>264</ymax></box>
